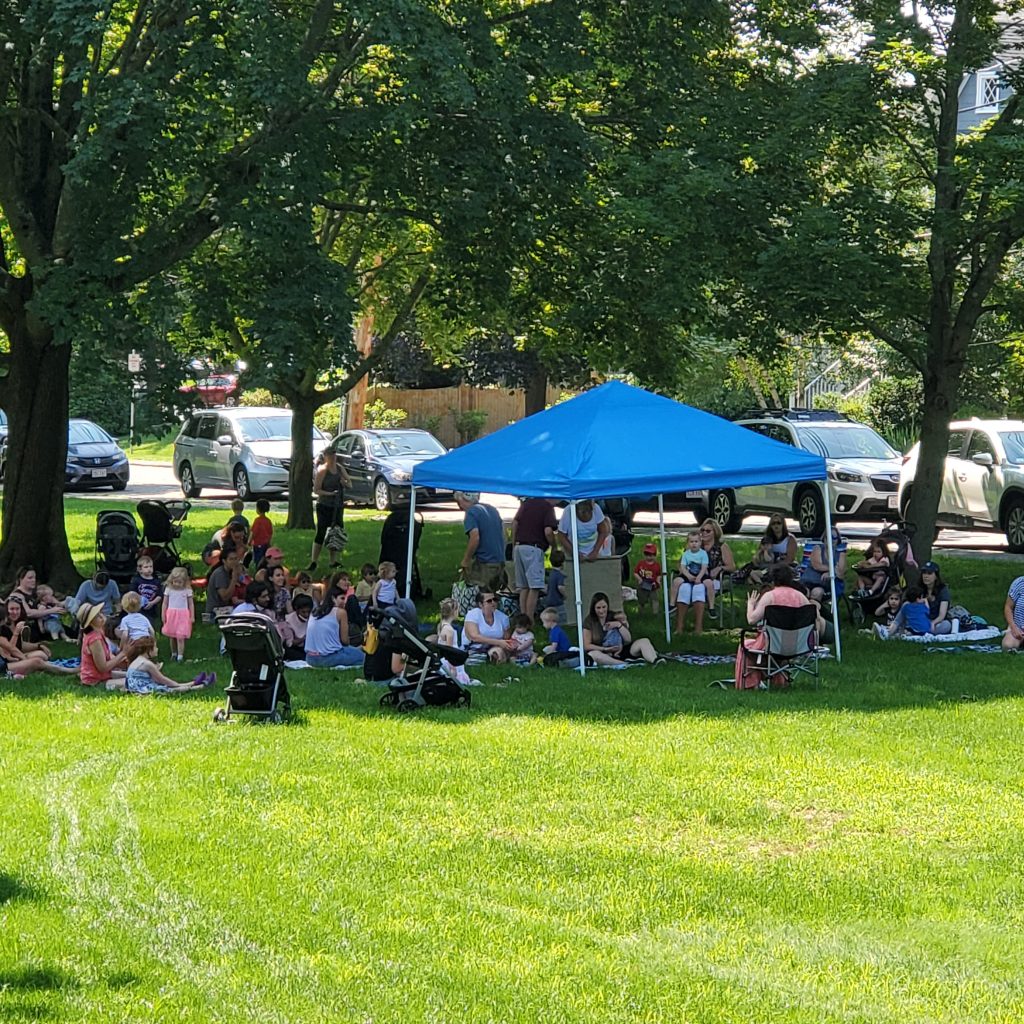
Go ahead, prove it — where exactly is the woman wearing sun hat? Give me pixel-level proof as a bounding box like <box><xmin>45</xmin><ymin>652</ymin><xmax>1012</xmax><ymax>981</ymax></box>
<box><xmin>77</xmin><ymin>602</ymin><xmax>141</xmax><ymax>688</ymax></box>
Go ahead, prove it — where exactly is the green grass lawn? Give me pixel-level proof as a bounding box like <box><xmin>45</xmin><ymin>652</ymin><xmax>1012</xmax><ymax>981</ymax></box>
<box><xmin>3</xmin><ymin>503</ymin><xmax>1024</xmax><ymax>1021</ymax></box>
<box><xmin>117</xmin><ymin>431</ymin><xmax>177</xmax><ymax>462</ymax></box>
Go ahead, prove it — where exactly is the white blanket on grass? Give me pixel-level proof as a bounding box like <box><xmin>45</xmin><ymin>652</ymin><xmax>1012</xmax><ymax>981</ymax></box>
<box><xmin>898</xmin><ymin>626</ymin><xmax>1002</xmax><ymax>644</ymax></box>
<box><xmin>284</xmin><ymin>659</ymin><xmax>361</xmax><ymax>670</ymax></box>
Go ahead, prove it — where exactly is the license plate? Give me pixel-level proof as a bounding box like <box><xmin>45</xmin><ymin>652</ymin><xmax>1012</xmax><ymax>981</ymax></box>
<box><xmin>685</xmin><ymin>490</ymin><xmax>703</xmax><ymax>498</ymax></box>
<box><xmin>91</xmin><ymin>468</ymin><xmax>107</xmax><ymax>478</ymax></box>
<box><xmin>887</xmin><ymin>494</ymin><xmax>897</xmax><ymax>509</ymax></box>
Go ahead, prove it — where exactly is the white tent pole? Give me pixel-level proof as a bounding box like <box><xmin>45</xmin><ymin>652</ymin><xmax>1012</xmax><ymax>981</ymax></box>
<box><xmin>657</xmin><ymin>494</ymin><xmax>670</xmax><ymax>644</ymax></box>
<box><xmin>404</xmin><ymin>484</ymin><xmax>417</xmax><ymax>599</ymax></box>
<box><xmin>822</xmin><ymin>479</ymin><xmax>842</xmax><ymax>662</ymax></box>
<box><xmin>569</xmin><ymin>500</ymin><xmax>586</xmax><ymax>677</ymax></box>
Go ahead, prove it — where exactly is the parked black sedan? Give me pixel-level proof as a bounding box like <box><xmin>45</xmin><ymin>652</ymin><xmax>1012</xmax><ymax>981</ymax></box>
<box><xmin>330</xmin><ymin>428</ymin><xmax>449</xmax><ymax>510</ymax></box>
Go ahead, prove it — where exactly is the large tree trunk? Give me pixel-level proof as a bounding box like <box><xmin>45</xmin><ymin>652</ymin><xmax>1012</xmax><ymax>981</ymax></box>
<box><xmin>0</xmin><ymin>313</ymin><xmax>78</xmax><ymax>590</ymax></box>
<box><xmin>524</xmin><ymin>363</ymin><xmax>548</xmax><ymax>417</ymax></box>
<box><xmin>286</xmin><ymin>392</ymin><xmax>316</xmax><ymax>530</ymax></box>
<box><xmin>906</xmin><ymin>333</ymin><xmax>965</xmax><ymax>565</ymax></box>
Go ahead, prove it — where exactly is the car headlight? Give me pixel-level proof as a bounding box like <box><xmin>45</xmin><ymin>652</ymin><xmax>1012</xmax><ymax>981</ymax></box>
<box><xmin>391</xmin><ymin>469</ymin><xmax>412</xmax><ymax>482</ymax></box>
<box><xmin>253</xmin><ymin>457</ymin><xmax>285</xmax><ymax>468</ymax></box>
<box><xmin>829</xmin><ymin>469</ymin><xmax>863</xmax><ymax>483</ymax></box>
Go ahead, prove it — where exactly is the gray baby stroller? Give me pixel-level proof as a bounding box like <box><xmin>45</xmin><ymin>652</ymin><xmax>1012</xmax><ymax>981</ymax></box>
<box><xmin>214</xmin><ymin>613</ymin><xmax>292</xmax><ymax>724</ymax></box>
<box><xmin>372</xmin><ymin>600</ymin><xmax>472</xmax><ymax>713</ymax></box>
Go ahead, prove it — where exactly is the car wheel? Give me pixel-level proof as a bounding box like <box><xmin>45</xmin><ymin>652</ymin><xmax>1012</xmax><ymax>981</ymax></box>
<box><xmin>708</xmin><ymin>490</ymin><xmax>743</xmax><ymax>533</ymax></box>
<box><xmin>1004</xmin><ymin>498</ymin><xmax>1024</xmax><ymax>553</ymax></box>
<box><xmin>225</xmin><ymin>395</ymin><xmax>237</xmax><ymax>407</ymax></box>
<box><xmin>180</xmin><ymin>462</ymin><xmax>201</xmax><ymax>498</ymax></box>
<box><xmin>111</xmin><ymin>478</ymin><xmax>128</xmax><ymax>491</ymax></box>
<box><xmin>373</xmin><ymin>476</ymin><xmax>393</xmax><ymax>511</ymax></box>
<box><xmin>234</xmin><ymin>465</ymin><xmax>252</xmax><ymax>500</ymax></box>
<box><xmin>795</xmin><ymin>487</ymin><xmax>824</xmax><ymax>537</ymax></box>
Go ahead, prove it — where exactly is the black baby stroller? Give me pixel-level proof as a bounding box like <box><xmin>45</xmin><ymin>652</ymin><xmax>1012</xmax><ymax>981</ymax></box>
<box><xmin>214</xmin><ymin>613</ymin><xmax>292</xmax><ymax>724</ymax></box>
<box><xmin>372</xmin><ymin>601</ymin><xmax>472</xmax><ymax>713</ymax></box>
<box><xmin>95</xmin><ymin>510</ymin><xmax>142</xmax><ymax>586</ymax></box>
<box><xmin>845</xmin><ymin>521</ymin><xmax>918</xmax><ymax>625</ymax></box>
<box><xmin>379</xmin><ymin>509</ymin><xmax>430</xmax><ymax>600</ymax></box>
<box><xmin>137</xmin><ymin>499</ymin><xmax>191</xmax><ymax>575</ymax></box>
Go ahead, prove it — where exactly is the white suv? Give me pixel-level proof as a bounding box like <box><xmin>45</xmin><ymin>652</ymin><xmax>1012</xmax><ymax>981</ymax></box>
<box><xmin>898</xmin><ymin>419</ymin><xmax>1024</xmax><ymax>551</ymax></box>
<box><xmin>702</xmin><ymin>410</ymin><xmax>903</xmax><ymax>536</ymax></box>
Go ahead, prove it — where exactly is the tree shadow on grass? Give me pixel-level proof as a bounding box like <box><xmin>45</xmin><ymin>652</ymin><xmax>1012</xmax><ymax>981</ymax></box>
<box><xmin>0</xmin><ymin>873</ymin><xmax>39</xmax><ymax>906</ymax></box>
<box><xmin>0</xmin><ymin>965</ymin><xmax>79</xmax><ymax>1022</ymax></box>
<box><xmin>280</xmin><ymin>649</ymin><xmax>1024</xmax><ymax>726</ymax></box>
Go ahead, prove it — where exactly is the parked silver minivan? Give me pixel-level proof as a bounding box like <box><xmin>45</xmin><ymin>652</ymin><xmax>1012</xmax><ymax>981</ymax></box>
<box><xmin>174</xmin><ymin>406</ymin><xmax>330</xmax><ymax>499</ymax></box>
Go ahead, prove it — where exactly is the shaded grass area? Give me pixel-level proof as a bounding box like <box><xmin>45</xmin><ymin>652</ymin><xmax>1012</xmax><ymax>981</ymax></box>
<box><xmin>2</xmin><ymin>502</ymin><xmax>1024</xmax><ymax>1020</ymax></box>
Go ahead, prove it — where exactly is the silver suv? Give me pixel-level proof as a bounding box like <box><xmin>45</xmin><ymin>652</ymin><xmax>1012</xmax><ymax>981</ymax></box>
<box><xmin>899</xmin><ymin>419</ymin><xmax>1024</xmax><ymax>551</ymax></box>
<box><xmin>174</xmin><ymin>406</ymin><xmax>330</xmax><ymax>499</ymax></box>
<box><xmin>703</xmin><ymin>410</ymin><xmax>903</xmax><ymax>536</ymax></box>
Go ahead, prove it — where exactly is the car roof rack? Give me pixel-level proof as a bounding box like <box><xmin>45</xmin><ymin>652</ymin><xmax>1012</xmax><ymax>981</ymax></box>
<box><xmin>733</xmin><ymin>408</ymin><xmax>851</xmax><ymax>423</ymax></box>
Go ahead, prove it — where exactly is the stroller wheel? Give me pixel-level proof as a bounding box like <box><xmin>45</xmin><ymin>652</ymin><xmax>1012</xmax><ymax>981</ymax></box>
<box><xmin>456</xmin><ymin>692</ymin><xmax>471</xmax><ymax>708</ymax></box>
<box><xmin>267</xmin><ymin>709</ymin><xmax>284</xmax><ymax>725</ymax></box>
<box><xmin>850</xmin><ymin>603</ymin><xmax>865</xmax><ymax>625</ymax></box>
<box><xmin>397</xmin><ymin>699</ymin><xmax>419</xmax><ymax>714</ymax></box>
<box><xmin>212</xmin><ymin>708</ymin><xmax>227</xmax><ymax>722</ymax></box>
<box><xmin>379</xmin><ymin>691</ymin><xmax>400</xmax><ymax>707</ymax></box>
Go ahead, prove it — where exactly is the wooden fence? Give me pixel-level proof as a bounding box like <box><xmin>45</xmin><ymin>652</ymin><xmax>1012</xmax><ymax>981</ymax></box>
<box><xmin>363</xmin><ymin>383</ymin><xmax>562</xmax><ymax>447</ymax></box>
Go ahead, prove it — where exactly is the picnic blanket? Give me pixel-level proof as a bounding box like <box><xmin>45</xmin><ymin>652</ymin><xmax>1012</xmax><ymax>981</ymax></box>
<box><xmin>284</xmin><ymin>660</ymin><xmax>361</xmax><ymax>671</ymax></box>
<box><xmin>924</xmin><ymin>643</ymin><xmax>1010</xmax><ymax>654</ymax></box>
<box><xmin>897</xmin><ymin>626</ymin><xmax>1002</xmax><ymax>644</ymax></box>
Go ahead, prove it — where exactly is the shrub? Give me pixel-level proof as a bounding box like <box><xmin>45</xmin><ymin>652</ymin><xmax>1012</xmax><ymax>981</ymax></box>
<box><xmin>453</xmin><ymin>408</ymin><xmax>488</xmax><ymax>445</ymax></box>
<box><xmin>364</xmin><ymin>399</ymin><xmax>408</xmax><ymax>429</ymax></box>
<box><xmin>314</xmin><ymin>402</ymin><xmax>343</xmax><ymax>436</ymax></box>
<box><xmin>239</xmin><ymin>387</ymin><xmax>284</xmax><ymax>407</ymax></box>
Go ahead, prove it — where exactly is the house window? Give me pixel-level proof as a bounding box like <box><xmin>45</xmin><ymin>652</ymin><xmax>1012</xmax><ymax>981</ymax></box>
<box><xmin>977</xmin><ymin>71</ymin><xmax>1000</xmax><ymax>113</ymax></box>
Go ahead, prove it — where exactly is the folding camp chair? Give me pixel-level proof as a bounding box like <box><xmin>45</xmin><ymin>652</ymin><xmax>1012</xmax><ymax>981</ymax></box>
<box><xmin>737</xmin><ymin>604</ymin><xmax>820</xmax><ymax>689</ymax></box>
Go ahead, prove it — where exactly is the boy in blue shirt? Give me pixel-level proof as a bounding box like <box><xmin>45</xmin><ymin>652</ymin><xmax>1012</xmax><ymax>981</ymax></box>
<box><xmin>875</xmin><ymin>586</ymin><xmax>930</xmax><ymax>639</ymax></box>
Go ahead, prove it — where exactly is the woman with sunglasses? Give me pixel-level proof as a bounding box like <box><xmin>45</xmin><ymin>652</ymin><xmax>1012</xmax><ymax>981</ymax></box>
<box><xmin>750</xmin><ymin>514</ymin><xmax>798</xmax><ymax>585</ymax></box>
<box><xmin>464</xmin><ymin>591</ymin><xmax>516</xmax><ymax>663</ymax></box>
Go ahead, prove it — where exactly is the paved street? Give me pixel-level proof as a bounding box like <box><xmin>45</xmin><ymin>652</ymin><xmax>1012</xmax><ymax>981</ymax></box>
<box><xmin>55</xmin><ymin>459</ymin><xmax>1024</xmax><ymax>561</ymax></box>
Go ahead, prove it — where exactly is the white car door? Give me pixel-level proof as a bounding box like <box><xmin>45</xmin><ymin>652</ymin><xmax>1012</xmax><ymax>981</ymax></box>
<box><xmin>957</xmin><ymin>429</ymin><xmax>1002</xmax><ymax>526</ymax></box>
<box><xmin>940</xmin><ymin>429</ymin><xmax>969</xmax><ymax>519</ymax></box>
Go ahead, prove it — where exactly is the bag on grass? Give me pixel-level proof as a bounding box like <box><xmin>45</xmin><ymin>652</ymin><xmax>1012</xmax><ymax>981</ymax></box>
<box><xmin>362</xmin><ymin>623</ymin><xmax>380</xmax><ymax>654</ymax></box>
<box><xmin>452</xmin><ymin>579</ymin><xmax>480</xmax><ymax>617</ymax></box>
<box><xmin>325</xmin><ymin>524</ymin><xmax>348</xmax><ymax>551</ymax></box>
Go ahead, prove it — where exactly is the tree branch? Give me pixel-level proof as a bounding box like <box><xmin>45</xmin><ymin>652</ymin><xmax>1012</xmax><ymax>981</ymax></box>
<box><xmin>859</xmin><ymin>316</ymin><xmax>925</xmax><ymax>373</ymax></box>
<box><xmin>319</xmin><ymin>270</ymin><xmax>431</xmax><ymax>402</ymax></box>
<box><xmin>488</xmin><ymin>2</ymin><xmax>555</xmax><ymax>26</ymax></box>
<box><xmin>317</xmin><ymin>198</ymin><xmax>439</xmax><ymax>227</ymax></box>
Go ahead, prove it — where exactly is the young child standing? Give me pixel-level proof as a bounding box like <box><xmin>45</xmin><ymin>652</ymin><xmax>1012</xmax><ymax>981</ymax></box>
<box><xmin>544</xmin><ymin>549</ymin><xmax>566</xmax><ymax>620</ymax></box>
<box><xmin>509</xmin><ymin>613</ymin><xmax>537</xmax><ymax>666</ymax></box>
<box><xmin>227</xmin><ymin>498</ymin><xmax>250</xmax><ymax>533</ymax></box>
<box><xmin>130</xmin><ymin>555</ymin><xmax>164</xmax><ymax>621</ymax></box>
<box><xmin>116</xmin><ymin>592</ymin><xmax>156</xmax><ymax>646</ymax></box>
<box><xmin>161</xmin><ymin>567</ymin><xmax>195</xmax><ymax>661</ymax></box>
<box><xmin>633</xmin><ymin>542</ymin><xmax>663</xmax><ymax>614</ymax></box>
<box><xmin>372</xmin><ymin>561</ymin><xmax>398</xmax><ymax>609</ymax></box>
<box><xmin>250</xmin><ymin>498</ymin><xmax>274</xmax><ymax>566</ymax></box>
<box><xmin>436</xmin><ymin>598</ymin><xmax>460</xmax><ymax>649</ymax></box>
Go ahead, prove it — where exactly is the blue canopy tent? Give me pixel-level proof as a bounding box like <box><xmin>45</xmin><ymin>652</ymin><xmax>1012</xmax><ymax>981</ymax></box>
<box><xmin>411</xmin><ymin>382</ymin><xmax>839</xmax><ymax>672</ymax></box>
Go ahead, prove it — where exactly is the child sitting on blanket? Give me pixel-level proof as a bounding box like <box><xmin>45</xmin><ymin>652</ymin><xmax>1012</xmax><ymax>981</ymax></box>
<box><xmin>874</xmin><ymin>586</ymin><xmax>902</xmax><ymax>630</ymax></box>
<box><xmin>874</xmin><ymin>585</ymin><xmax>930</xmax><ymax>639</ymax></box>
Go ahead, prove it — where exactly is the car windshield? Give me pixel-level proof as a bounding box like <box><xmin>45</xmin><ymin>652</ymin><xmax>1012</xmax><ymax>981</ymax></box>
<box><xmin>70</xmin><ymin>421</ymin><xmax>113</xmax><ymax>445</ymax></box>
<box><xmin>236</xmin><ymin>415</ymin><xmax>326</xmax><ymax>442</ymax></box>
<box><xmin>999</xmin><ymin>431</ymin><xmax>1024</xmax><ymax>464</ymax></box>
<box><xmin>369</xmin><ymin>432</ymin><xmax>445</xmax><ymax>457</ymax></box>
<box><xmin>236</xmin><ymin>416</ymin><xmax>293</xmax><ymax>442</ymax></box>
<box><xmin>795</xmin><ymin>425</ymin><xmax>897</xmax><ymax>460</ymax></box>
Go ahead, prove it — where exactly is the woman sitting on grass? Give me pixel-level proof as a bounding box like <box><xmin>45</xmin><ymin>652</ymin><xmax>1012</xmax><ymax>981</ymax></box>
<box><xmin>582</xmin><ymin>592</ymin><xmax>663</xmax><ymax>666</ymax></box>
<box><xmin>0</xmin><ymin>600</ymin><xmax>79</xmax><ymax>678</ymax></box>
<box><xmin>304</xmin><ymin>587</ymin><xmax>364</xmax><ymax>668</ymax></box>
<box><xmin>76</xmin><ymin>602</ymin><xmax>143</xmax><ymax>689</ymax></box>
<box><xmin>919</xmin><ymin>560</ymin><xmax>953</xmax><ymax>634</ymax></box>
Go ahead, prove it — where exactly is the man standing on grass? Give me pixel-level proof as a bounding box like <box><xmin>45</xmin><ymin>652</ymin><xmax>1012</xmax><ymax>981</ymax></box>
<box><xmin>456</xmin><ymin>490</ymin><xmax>506</xmax><ymax>592</ymax></box>
<box><xmin>1002</xmin><ymin>575</ymin><xmax>1024</xmax><ymax>650</ymax></box>
<box><xmin>511</xmin><ymin>497</ymin><xmax>558</xmax><ymax>623</ymax></box>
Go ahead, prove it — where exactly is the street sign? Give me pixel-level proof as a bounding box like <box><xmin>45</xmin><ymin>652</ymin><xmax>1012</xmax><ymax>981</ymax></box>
<box><xmin>128</xmin><ymin>351</ymin><xmax>142</xmax><ymax>373</ymax></box>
